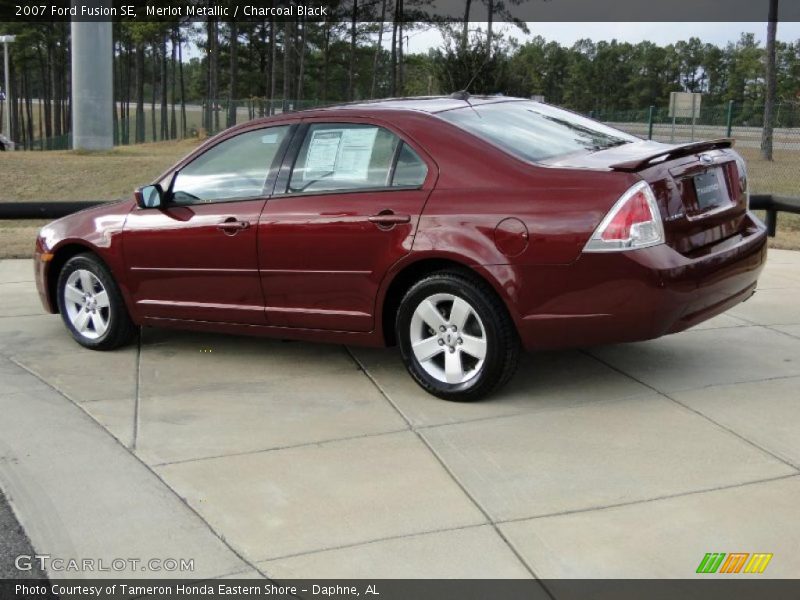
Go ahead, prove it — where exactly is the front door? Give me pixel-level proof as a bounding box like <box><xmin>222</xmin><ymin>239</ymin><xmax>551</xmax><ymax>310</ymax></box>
<box><xmin>124</xmin><ymin>124</ymin><xmax>293</xmax><ymax>325</ymax></box>
<box><xmin>259</xmin><ymin>121</ymin><xmax>434</xmax><ymax>332</ymax></box>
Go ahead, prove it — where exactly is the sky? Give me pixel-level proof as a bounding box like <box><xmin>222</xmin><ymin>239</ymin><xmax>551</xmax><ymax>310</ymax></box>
<box><xmin>400</xmin><ymin>21</ymin><xmax>800</xmax><ymax>54</ymax></box>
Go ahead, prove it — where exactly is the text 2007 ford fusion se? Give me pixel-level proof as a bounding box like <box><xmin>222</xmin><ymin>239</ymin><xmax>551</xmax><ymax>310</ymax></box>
<box><xmin>35</xmin><ymin>96</ymin><xmax>767</xmax><ymax>401</ymax></box>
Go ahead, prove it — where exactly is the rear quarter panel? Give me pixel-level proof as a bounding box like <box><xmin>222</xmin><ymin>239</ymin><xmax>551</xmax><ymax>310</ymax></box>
<box><xmin>402</xmin><ymin>115</ymin><xmax>639</xmax><ymax>267</ymax></box>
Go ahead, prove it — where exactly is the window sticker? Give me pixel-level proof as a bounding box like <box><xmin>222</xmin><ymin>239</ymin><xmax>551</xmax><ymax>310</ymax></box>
<box><xmin>303</xmin><ymin>127</ymin><xmax>379</xmax><ymax>181</ymax></box>
<box><xmin>305</xmin><ymin>130</ymin><xmax>343</xmax><ymax>180</ymax></box>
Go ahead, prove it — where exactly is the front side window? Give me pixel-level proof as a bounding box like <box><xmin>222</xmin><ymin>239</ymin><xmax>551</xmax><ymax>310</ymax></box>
<box><xmin>436</xmin><ymin>101</ymin><xmax>637</xmax><ymax>163</ymax></box>
<box><xmin>170</xmin><ymin>126</ymin><xmax>290</xmax><ymax>204</ymax></box>
<box><xmin>288</xmin><ymin>124</ymin><xmax>425</xmax><ymax>194</ymax></box>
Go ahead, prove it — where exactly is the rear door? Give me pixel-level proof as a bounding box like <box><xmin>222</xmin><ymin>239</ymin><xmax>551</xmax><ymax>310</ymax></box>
<box><xmin>258</xmin><ymin>119</ymin><xmax>435</xmax><ymax>332</ymax></box>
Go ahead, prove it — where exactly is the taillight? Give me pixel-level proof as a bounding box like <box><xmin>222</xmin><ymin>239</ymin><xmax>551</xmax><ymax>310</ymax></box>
<box><xmin>583</xmin><ymin>181</ymin><xmax>664</xmax><ymax>252</ymax></box>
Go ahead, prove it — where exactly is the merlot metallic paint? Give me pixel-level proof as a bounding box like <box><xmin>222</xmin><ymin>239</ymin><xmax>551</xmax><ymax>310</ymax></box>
<box><xmin>35</xmin><ymin>98</ymin><xmax>768</xmax><ymax>353</ymax></box>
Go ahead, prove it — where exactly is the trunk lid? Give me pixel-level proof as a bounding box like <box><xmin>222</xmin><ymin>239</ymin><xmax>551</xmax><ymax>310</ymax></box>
<box><xmin>542</xmin><ymin>139</ymin><xmax>749</xmax><ymax>256</ymax></box>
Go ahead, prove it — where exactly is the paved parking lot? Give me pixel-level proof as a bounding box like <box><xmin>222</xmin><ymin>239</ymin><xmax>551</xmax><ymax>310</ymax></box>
<box><xmin>0</xmin><ymin>251</ymin><xmax>799</xmax><ymax>580</ymax></box>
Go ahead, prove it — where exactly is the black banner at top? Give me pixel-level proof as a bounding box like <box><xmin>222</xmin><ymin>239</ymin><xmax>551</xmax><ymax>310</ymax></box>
<box><xmin>0</xmin><ymin>0</ymin><xmax>798</xmax><ymax>23</ymax></box>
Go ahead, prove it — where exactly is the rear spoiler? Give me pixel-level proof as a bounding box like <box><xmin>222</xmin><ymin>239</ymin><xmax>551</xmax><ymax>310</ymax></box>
<box><xmin>609</xmin><ymin>138</ymin><xmax>735</xmax><ymax>172</ymax></box>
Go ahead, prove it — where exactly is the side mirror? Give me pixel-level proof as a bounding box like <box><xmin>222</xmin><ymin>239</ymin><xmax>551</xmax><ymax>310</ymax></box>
<box><xmin>135</xmin><ymin>184</ymin><xmax>164</xmax><ymax>209</ymax></box>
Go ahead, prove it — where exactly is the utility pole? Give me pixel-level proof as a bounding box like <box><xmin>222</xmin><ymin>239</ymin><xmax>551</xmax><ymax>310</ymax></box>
<box><xmin>0</xmin><ymin>34</ymin><xmax>16</xmax><ymax>146</ymax></box>
<box><xmin>71</xmin><ymin>0</ymin><xmax>114</xmax><ymax>150</ymax></box>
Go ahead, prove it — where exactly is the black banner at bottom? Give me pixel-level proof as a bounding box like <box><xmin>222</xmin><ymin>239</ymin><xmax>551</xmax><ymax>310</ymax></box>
<box><xmin>3</xmin><ymin>579</ymin><xmax>800</xmax><ymax>600</ymax></box>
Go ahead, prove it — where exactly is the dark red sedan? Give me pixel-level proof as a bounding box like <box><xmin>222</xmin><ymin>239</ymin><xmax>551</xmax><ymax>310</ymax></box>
<box><xmin>35</xmin><ymin>96</ymin><xmax>767</xmax><ymax>401</ymax></box>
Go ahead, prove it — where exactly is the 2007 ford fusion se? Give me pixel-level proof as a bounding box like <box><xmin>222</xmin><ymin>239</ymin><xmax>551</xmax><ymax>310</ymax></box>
<box><xmin>35</xmin><ymin>95</ymin><xmax>767</xmax><ymax>401</ymax></box>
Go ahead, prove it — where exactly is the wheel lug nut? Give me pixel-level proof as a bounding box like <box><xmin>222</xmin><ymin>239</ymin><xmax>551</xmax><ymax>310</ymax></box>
<box><xmin>439</xmin><ymin>326</ymin><xmax>446</xmax><ymax>332</ymax></box>
<box><xmin>438</xmin><ymin>339</ymin><xmax>444</xmax><ymax>346</ymax></box>
<box><xmin>457</xmin><ymin>338</ymin><xmax>463</xmax><ymax>344</ymax></box>
<box><xmin>449</xmin><ymin>347</ymin><xmax>455</xmax><ymax>353</ymax></box>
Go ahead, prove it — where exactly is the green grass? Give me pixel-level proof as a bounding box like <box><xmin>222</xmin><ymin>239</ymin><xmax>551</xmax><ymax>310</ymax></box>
<box><xmin>0</xmin><ymin>138</ymin><xmax>202</xmax><ymax>202</ymax></box>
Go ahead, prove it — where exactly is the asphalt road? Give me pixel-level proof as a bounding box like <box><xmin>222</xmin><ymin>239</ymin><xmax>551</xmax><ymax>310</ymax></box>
<box><xmin>0</xmin><ymin>488</ymin><xmax>46</xmax><ymax>579</ymax></box>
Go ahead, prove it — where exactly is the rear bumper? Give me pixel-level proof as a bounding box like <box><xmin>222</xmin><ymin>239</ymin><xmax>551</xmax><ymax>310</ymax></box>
<box><xmin>499</xmin><ymin>213</ymin><xmax>768</xmax><ymax>351</ymax></box>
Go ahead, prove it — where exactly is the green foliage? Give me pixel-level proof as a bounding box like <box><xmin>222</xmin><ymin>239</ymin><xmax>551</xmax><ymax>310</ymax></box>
<box><xmin>3</xmin><ymin>19</ymin><xmax>800</xmax><ymax>146</ymax></box>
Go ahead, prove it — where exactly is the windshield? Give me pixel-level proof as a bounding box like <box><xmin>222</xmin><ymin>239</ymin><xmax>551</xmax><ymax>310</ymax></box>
<box><xmin>436</xmin><ymin>101</ymin><xmax>638</xmax><ymax>162</ymax></box>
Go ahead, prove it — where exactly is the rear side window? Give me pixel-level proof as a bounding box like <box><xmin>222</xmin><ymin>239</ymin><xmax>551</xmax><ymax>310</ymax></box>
<box><xmin>170</xmin><ymin>126</ymin><xmax>290</xmax><ymax>204</ymax></box>
<box><xmin>288</xmin><ymin>124</ymin><xmax>426</xmax><ymax>194</ymax></box>
<box><xmin>437</xmin><ymin>101</ymin><xmax>637</xmax><ymax>163</ymax></box>
<box><xmin>392</xmin><ymin>143</ymin><xmax>427</xmax><ymax>187</ymax></box>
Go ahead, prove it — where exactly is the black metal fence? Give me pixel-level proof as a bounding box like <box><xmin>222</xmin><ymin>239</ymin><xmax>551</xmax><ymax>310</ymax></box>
<box><xmin>2</xmin><ymin>196</ymin><xmax>798</xmax><ymax>240</ymax></box>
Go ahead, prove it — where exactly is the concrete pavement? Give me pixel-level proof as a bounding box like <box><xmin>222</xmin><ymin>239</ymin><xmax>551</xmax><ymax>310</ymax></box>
<box><xmin>0</xmin><ymin>251</ymin><xmax>798</xmax><ymax>579</ymax></box>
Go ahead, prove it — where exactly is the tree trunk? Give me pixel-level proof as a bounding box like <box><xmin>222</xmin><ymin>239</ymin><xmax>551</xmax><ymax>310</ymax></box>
<box><xmin>228</xmin><ymin>20</ymin><xmax>239</xmax><ymax>127</ymax></box>
<box><xmin>283</xmin><ymin>20</ymin><xmax>292</xmax><ymax>111</ymax></box>
<box><xmin>487</xmin><ymin>0</ymin><xmax>494</xmax><ymax>52</ymax></box>
<box><xmin>178</xmin><ymin>30</ymin><xmax>186</xmax><ymax>137</ymax></box>
<box><xmin>112</xmin><ymin>41</ymin><xmax>119</xmax><ymax>144</ymax></box>
<box><xmin>260</xmin><ymin>21</ymin><xmax>269</xmax><ymax>116</ymax></box>
<box><xmin>462</xmin><ymin>0</ymin><xmax>472</xmax><ymax>51</ymax></box>
<box><xmin>371</xmin><ymin>0</ymin><xmax>387</xmax><ymax>98</ymax></box>
<box><xmin>123</xmin><ymin>39</ymin><xmax>131</xmax><ymax>145</ymax></box>
<box><xmin>170</xmin><ymin>28</ymin><xmax>177</xmax><ymax>139</ymax></box>
<box><xmin>9</xmin><ymin>57</ymin><xmax>18</xmax><ymax>143</ymax></box>
<box><xmin>269</xmin><ymin>18</ymin><xmax>277</xmax><ymax>114</ymax></box>
<box><xmin>390</xmin><ymin>3</ymin><xmax>398</xmax><ymax>96</ymax></box>
<box><xmin>398</xmin><ymin>0</ymin><xmax>404</xmax><ymax>95</ymax></box>
<box><xmin>40</xmin><ymin>42</ymin><xmax>52</xmax><ymax>139</ymax></box>
<box><xmin>761</xmin><ymin>0</ymin><xmax>779</xmax><ymax>161</ymax></box>
<box><xmin>296</xmin><ymin>16</ymin><xmax>306</xmax><ymax>103</ymax></box>
<box><xmin>206</xmin><ymin>18</ymin><xmax>219</xmax><ymax>132</ymax></box>
<box><xmin>63</xmin><ymin>28</ymin><xmax>70</xmax><ymax>136</ymax></box>
<box><xmin>160</xmin><ymin>36</ymin><xmax>168</xmax><ymax>141</ymax></box>
<box><xmin>135</xmin><ymin>42</ymin><xmax>145</xmax><ymax>143</ymax></box>
<box><xmin>212</xmin><ymin>20</ymin><xmax>219</xmax><ymax>132</ymax></box>
<box><xmin>52</xmin><ymin>39</ymin><xmax>62</xmax><ymax>138</ymax></box>
<box><xmin>321</xmin><ymin>23</ymin><xmax>330</xmax><ymax>102</ymax></box>
<box><xmin>349</xmin><ymin>0</ymin><xmax>358</xmax><ymax>100</ymax></box>
<box><xmin>151</xmin><ymin>45</ymin><xmax>157</xmax><ymax>142</ymax></box>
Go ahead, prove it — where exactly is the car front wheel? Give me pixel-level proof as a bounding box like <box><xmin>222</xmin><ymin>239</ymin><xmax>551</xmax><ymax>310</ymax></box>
<box><xmin>396</xmin><ymin>271</ymin><xmax>519</xmax><ymax>401</ymax></box>
<box><xmin>57</xmin><ymin>253</ymin><xmax>137</xmax><ymax>350</ymax></box>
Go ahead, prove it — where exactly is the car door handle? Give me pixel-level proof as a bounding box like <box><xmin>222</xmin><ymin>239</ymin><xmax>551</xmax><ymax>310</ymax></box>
<box><xmin>368</xmin><ymin>213</ymin><xmax>411</xmax><ymax>226</ymax></box>
<box><xmin>217</xmin><ymin>218</ymin><xmax>250</xmax><ymax>235</ymax></box>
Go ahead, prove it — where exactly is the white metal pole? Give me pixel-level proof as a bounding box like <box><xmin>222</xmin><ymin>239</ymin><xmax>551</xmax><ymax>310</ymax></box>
<box><xmin>71</xmin><ymin>1</ymin><xmax>114</xmax><ymax>150</ymax></box>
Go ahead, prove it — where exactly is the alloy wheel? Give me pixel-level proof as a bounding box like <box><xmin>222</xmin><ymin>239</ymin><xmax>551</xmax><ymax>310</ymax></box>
<box><xmin>63</xmin><ymin>269</ymin><xmax>111</xmax><ymax>340</ymax></box>
<box><xmin>409</xmin><ymin>293</ymin><xmax>488</xmax><ymax>384</ymax></box>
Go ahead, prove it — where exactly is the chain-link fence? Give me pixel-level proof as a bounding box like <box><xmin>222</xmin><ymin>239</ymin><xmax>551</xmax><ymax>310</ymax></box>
<box><xmin>19</xmin><ymin>97</ymin><xmax>328</xmax><ymax>151</ymax></box>
<box><xmin>592</xmin><ymin>103</ymin><xmax>800</xmax><ymax>198</ymax></box>
<box><xmin>16</xmin><ymin>98</ymin><xmax>800</xmax><ymax>197</ymax></box>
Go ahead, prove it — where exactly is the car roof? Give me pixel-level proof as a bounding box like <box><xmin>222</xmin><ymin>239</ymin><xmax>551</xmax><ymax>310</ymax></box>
<box><xmin>241</xmin><ymin>96</ymin><xmax>527</xmax><ymax>128</ymax></box>
<box><xmin>324</xmin><ymin>95</ymin><xmax>524</xmax><ymax>114</ymax></box>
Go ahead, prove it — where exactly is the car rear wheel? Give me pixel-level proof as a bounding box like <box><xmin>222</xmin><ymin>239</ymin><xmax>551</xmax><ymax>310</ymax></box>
<box><xmin>396</xmin><ymin>271</ymin><xmax>519</xmax><ymax>401</ymax></box>
<box><xmin>57</xmin><ymin>253</ymin><xmax>137</xmax><ymax>350</ymax></box>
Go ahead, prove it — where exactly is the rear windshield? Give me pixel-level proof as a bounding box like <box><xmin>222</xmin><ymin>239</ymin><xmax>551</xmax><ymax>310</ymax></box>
<box><xmin>436</xmin><ymin>101</ymin><xmax>638</xmax><ymax>162</ymax></box>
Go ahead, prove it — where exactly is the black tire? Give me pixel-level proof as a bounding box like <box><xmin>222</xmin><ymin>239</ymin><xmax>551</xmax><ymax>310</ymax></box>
<box><xmin>396</xmin><ymin>270</ymin><xmax>520</xmax><ymax>401</ymax></box>
<box><xmin>56</xmin><ymin>253</ymin><xmax>137</xmax><ymax>350</ymax></box>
